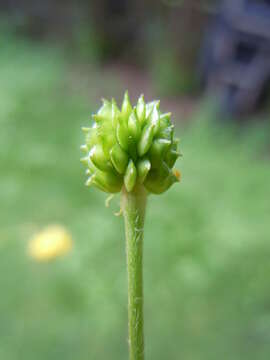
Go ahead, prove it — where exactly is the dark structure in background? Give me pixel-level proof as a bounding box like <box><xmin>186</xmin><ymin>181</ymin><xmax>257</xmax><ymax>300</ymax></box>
<box><xmin>200</xmin><ymin>0</ymin><xmax>270</xmax><ymax>116</ymax></box>
<box><xmin>0</xmin><ymin>0</ymin><xmax>207</xmax><ymax>64</ymax></box>
<box><xmin>90</xmin><ymin>0</ymin><xmax>145</xmax><ymax>60</ymax></box>
<box><xmin>0</xmin><ymin>0</ymin><xmax>148</xmax><ymax>59</ymax></box>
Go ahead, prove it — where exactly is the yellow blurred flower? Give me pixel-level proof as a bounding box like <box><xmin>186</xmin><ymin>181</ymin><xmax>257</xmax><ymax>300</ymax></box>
<box><xmin>28</xmin><ymin>225</ymin><xmax>72</xmax><ymax>262</ymax></box>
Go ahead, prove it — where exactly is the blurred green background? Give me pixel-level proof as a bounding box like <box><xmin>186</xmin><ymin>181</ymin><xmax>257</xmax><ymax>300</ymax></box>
<box><xmin>1</xmin><ymin>1</ymin><xmax>270</xmax><ymax>359</ymax></box>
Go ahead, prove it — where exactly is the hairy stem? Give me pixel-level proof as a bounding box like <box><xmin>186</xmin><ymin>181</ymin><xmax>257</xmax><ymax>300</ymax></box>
<box><xmin>121</xmin><ymin>185</ymin><xmax>147</xmax><ymax>360</ymax></box>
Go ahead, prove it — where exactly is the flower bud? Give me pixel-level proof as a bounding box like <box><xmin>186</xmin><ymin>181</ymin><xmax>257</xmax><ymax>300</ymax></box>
<box><xmin>81</xmin><ymin>92</ymin><xmax>181</xmax><ymax>194</ymax></box>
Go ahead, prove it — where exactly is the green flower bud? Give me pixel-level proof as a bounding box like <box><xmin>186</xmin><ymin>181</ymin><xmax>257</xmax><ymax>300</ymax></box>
<box><xmin>81</xmin><ymin>92</ymin><xmax>181</xmax><ymax>194</ymax></box>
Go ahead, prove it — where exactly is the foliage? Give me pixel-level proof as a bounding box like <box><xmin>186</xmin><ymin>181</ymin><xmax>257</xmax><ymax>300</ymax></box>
<box><xmin>146</xmin><ymin>22</ymin><xmax>198</xmax><ymax>96</ymax></box>
<box><xmin>0</xmin><ymin>36</ymin><xmax>270</xmax><ymax>360</ymax></box>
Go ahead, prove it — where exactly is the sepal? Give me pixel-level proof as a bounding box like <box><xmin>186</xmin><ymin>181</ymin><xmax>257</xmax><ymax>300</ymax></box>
<box><xmin>124</xmin><ymin>160</ymin><xmax>137</xmax><ymax>192</ymax></box>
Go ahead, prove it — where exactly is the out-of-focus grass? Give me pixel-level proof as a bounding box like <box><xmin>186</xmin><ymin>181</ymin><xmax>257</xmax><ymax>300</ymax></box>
<box><xmin>0</xmin><ymin>35</ymin><xmax>270</xmax><ymax>360</ymax></box>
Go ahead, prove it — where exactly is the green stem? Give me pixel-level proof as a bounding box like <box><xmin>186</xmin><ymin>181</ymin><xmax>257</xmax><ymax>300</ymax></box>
<box><xmin>121</xmin><ymin>184</ymin><xmax>147</xmax><ymax>360</ymax></box>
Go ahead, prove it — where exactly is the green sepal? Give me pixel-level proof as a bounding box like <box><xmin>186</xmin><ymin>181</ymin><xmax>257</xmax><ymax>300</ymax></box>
<box><xmin>82</xmin><ymin>126</ymin><xmax>90</xmax><ymax>133</ymax></box>
<box><xmin>86</xmin><ymin>158</ymin><xmax>97</xmax><ymax>173</ymax></box>
<box><xmin>98</xmin><ymin>121</ymin><xmax>117</xmax><ymax>157</ymax></box>
<box><xmin>159</xmin><ymin>113</ymin><xmax>171</xmax><ymax>133</ymax></box>
<box><xmin>111</xmin><ymin>99</ymin><xmax>121</xmax><ymax>128</ymax></box>
<box><xmin>128</xmin><ymin>111</ymin><xmax>141</xmax><ymax>141</ymax></box>
<box><xmin>93</xmin><ymin>99</ymin><xmax>112</xmax><ymax>122</ymax></box>
<box><xmin>85</xmin><ymin>126</ymin><xmax>99</xmax><ymax>148</ymax></box>
<box><xmin>145</xmin><ymin>100</ymin><xmax>160</xmax><ymax>119</ymax></box>
<box><xmin>160</xmin><ymin>112</ymin><xmax>171</xmax><ymax>124</ymax></box>
<box><xmin>127</xmin><ymin>138</ymin><xmax>137</xmax><ymax>162</ymax></box>
<box><xmin>149</xmin><ymin>138</ymin><xmax>171</xmax><ymax>168</ymax></box>
<box><xmin>137</xmin><ymin>158</ymin><xmax>151</xmax><ymax>184</ymax></box>
<box><xmin>117</xmin><ymin>115</ymin><xmax>129</xmax><ymax>151</ymax></box>
<box><xmin>158</xmin><ymin>122</ymin><xmax>174</xmax><ymax>141</ymax></box>
<box><xmin>165</xmin><ymin>138</ymin><xmax>180</xmax><ymax>167</ymax></box>
<box><xmin>110</xmin><ymin>143</ymin><xmax>129</xmax><ymax>174</ymax></box>
<box><xmin>87</xmin><ymin>169</ymin><xmax>122</xmax><ymax>193</ymax></box>
<box><xmin>85</xmin><ymin>175</ymin><xmax>109</xmax><ymax>193</ymax></box>
<box><xmin>89</xmin><ymin>143</ymin><xmax>112</xmax><ymax>172</ymax></box>
<box><xmin>80</xmin><ymin>156</ymin><xmax>90</xmax><ymax>167</ymax></box>
<box><xmin>144</xmin><ymin>162</ymin><xmax>178</xmax><ymax>194</ymax></box>
<box><xmin>80</xmin><ymin>144</ymin><xmax>88</xmax><ymax>153</ymax></box>
<box><xmin>95</xmin><ymin>171</ymin><xmax>122</xmax><ymax>193</ymax></box>
<box><xmin>148</xmin><ymin>103</ymin><xmax>160</xmax><ymax>135</ymax></box>
<box><xmin>121</xmin><ymin>91</ymin><xmax>132</xmax><ymax>119</ymax></box>
<box><xmin>136</xmin><ymin>95</ymin><xmax>146</xmax><ymax>124</ymax></box>
<box><xmin>137</xmin><ymin>124</ymin><xmax>155</xmax><ymax>157</ymax></box>
<box><xmin>124</xmin><ymin>160</ymin><xmax>137</xmax><ymax>192</ymax></box>
<box><xmin>165</xmin><ymin>149</ymin><xmax>180</xmax><ymax>168</ymax></box>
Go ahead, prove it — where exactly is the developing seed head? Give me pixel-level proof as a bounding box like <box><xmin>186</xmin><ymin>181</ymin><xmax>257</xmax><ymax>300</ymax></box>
<box><xmin>81</xmin><ymin>92</ymin><xmax>181</xmax><ymax>194</ymax></box>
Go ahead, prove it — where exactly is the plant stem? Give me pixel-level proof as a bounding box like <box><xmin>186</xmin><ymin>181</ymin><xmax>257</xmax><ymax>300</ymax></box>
<box><xmin>121</xmin><ymin>184</ymin><xmax>147</xmax><ymax>360</ymax></box>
